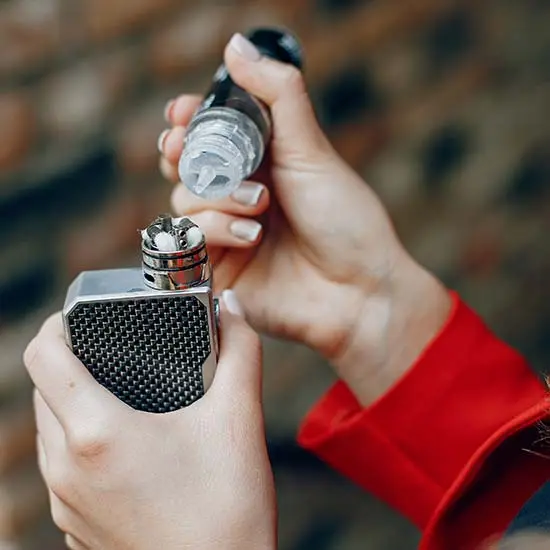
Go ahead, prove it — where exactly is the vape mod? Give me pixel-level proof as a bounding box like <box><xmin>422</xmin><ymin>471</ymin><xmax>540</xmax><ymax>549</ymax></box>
<box><xmin>62</xmin><ymin>215</ymin><xmax>219</xmax><ymax>414</ymax></box>
<box><xmin>179</xmin><ymin>27</ymin><xmax>303</xmax><ymax>200</ymax></box>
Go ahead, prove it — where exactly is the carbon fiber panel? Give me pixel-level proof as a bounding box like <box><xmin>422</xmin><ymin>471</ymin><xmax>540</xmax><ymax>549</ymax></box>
<box><xmin>66</xmin><ymin>295</ymin><xmax>211</xmax><ymax>413</ymax></box>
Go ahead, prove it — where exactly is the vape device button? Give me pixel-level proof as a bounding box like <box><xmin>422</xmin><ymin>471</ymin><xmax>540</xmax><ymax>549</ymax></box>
<box><xmin>213</xmin><ymin>297</ymin><xmax>220</xmax><ymax>327</ymax></box>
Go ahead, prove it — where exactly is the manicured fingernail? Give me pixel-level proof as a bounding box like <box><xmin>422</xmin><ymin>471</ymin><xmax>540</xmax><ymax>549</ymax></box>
<box><xmin>164</xmin><ymin>99</ymin><xmax>176</xmax><ymax>122</ymax></box>
<box><xmin>157</xmin><ymin>129</ymin><xmax>170</xmax><ymax>154</ymax></box>
<box><xmin>222</xmin><ymin>289</ymin><xmax>244</xmax><ymax>317</ymax></box>
<box><xmin>230</xmin><ymin>219</ymin><xmax>262</xmax><ymax>242</ymax></box>
<box><xmin>231</xmin><ymin>182</ymin><xmax>264</xmax><ymax>207</ymax></box>
<box><xmin>229</xmin><ymin>33</ymin><xmax>261</xmax><ymax>62</ymax></box>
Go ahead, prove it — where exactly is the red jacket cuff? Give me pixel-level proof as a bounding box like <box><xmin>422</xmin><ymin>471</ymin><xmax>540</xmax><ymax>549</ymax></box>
<box><xmin>297</xmin><ymin>292</ymin><xmax>548</xmax><ymax>529</ymax></box>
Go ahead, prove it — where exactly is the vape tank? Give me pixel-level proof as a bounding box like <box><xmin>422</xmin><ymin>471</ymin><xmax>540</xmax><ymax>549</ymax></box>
<box><xmin>63</xmin><ymin>215</ymin><xmax>219</xmax><ymax>413</ymax></box>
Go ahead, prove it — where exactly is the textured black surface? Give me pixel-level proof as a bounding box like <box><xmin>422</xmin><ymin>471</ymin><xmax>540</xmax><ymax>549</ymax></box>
<box><xmin>67</xmin><ymin>296</ymin><xmax>211</xmax><ymax>413</ymax></box>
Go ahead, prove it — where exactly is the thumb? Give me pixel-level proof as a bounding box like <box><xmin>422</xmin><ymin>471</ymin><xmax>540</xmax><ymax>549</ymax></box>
<box><xmin>210</xmin><ymin>290</ymin><xmax>262</xmax><ymax>401</ymax></box>
<box><xmin>224</xmin><ymin>33</ymin><xmax>332</xmax><ymax>160</ymax></box>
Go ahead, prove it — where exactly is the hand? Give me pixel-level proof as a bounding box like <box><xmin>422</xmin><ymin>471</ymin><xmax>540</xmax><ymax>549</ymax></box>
<box><xmin>23</xmin><ymin>291</ymin><xmax>276</xmax><ymax>550</ymax></box>
<box><xmin>160</xmin><ymin>33</ymin><xmax>451</xmax><ymax>405</ymax></box>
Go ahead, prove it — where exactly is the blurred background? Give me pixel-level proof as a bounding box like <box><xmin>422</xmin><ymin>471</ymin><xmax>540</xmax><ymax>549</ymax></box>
<box><xmin>0</xmin><ymin>0</ymin><xmax>549</xmax><ymax>548</ymax></box>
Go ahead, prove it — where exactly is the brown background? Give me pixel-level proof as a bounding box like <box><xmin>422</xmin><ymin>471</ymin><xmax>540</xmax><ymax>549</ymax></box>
<box><xmin>0</xmin><ymin>0</ymin><xmax>549</xmax><ymax>548</ymax></box>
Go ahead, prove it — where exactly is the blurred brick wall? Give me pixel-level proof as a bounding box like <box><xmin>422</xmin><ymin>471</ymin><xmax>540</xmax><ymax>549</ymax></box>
<box><xmin>0</xmin><ymin>0</ymin><xmax>549</xmax><ymax>548</ymax></box>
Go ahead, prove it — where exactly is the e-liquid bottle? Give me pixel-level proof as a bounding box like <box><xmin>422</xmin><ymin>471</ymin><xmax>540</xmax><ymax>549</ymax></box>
<box><xmin>178</xmin><ymin>28</ymin><xmax>303</xmax><ymax>200</ymax></box>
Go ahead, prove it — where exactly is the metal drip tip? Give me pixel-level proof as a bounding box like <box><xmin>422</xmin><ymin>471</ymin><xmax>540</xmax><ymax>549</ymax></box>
<box><xmin>141</xmin><ymin>214</ymin><xmax>211</xmax><ymax>290</ymax></box>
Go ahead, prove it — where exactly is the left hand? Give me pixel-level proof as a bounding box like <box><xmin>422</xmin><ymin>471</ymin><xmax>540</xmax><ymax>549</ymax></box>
<box><xmin>23</xmin><ymin>291</ymin><xmax>276</xmax><ymax>550</ymax></box>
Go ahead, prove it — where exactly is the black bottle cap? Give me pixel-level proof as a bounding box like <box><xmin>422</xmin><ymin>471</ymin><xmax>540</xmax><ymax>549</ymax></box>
<box><xmin>245</xmin><ymin>27</ymin><xmax>303</xmax><ymax>70</ymax></box>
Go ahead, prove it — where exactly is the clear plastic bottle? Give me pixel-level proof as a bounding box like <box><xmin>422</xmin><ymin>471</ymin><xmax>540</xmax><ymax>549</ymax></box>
<box><xmin>178</xmin><ymin>28</ymin><xmax>303</xmax><ymax>200</ymax></box>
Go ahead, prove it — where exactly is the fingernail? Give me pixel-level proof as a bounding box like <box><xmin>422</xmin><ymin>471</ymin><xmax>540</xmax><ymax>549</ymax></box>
<box><xmin>231</xmin><ymin>182</ymin><xmax>264</xmax><ymax>207</ymax></box>
<box><xmin>157</xmin><ymin>129</ymin><xmax>170</xmax><ymax>154</ymax></box>
<box><xmin>164</xmin><ymin>99</ymin><xmax>176</xmax><ymax>122</ymax></box>
<box><xmin>230</xmin><ymin>219</ymin><xmax>262</xmax><ymax>242</ymax></box>
<box><xmin>229</xmin><ymin>33</ymin><xmax>261</xmax><ymax>62</ymax></box>
<box><xmin>222</xmin><ymin>289</ymin><xmax>244</xmax><ymax>317</ymax></box>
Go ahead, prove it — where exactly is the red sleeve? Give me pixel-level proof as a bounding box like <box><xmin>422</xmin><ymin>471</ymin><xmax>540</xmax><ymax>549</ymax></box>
<box><xmin>297</xmin><ymin>292</ymin><xmax>550</xmax><ymax>550</ymax></box>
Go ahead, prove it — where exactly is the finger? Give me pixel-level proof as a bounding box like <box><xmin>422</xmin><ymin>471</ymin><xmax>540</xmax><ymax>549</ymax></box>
<box><xmin>188</xmin><ymin>211</ymin><xmax>263</xmax><ymax>247</ymax></box>
<box><xmin>171</xmin><ymin>180</ymin><xmax>269</xmax><ymax>216</ymax></box>
<box><xmin>37</xmin><ymin>434</ymin><xmax>48</xmax><ymax>480</ymax></box>
<box><xmin>34</xmin><ymin>390</ymin><xmax>65</xmax><ymax>462</ymax></box>
<box><xmin>24</xmin><ymin>314</ymin><xmax>115</xmax><ymax>428</ymax></box>
<box><xmin>206</xmin><ymin>244</ymin><xmax>227</xmax><ymax>267</ymax></box>
<box><xmin>49</xmin><ymin>492</ymin><xmax>90</xmax><ymax>549</ymax></box>
<box><xmin>164</xmin><ymin>94</ymin><xmax>202</xmax><ymax>126</ymax></box>
<box><xmin>211</xmin><ymin>248</ymin><xmax>255</xmax><ymax>294</ymax></box>
<box><xmin>157</xmin><ymin>125</ymin><xmax>186</xmax><ymax>165</ymax></box>
<box><xmin>50</xmin><ymin>491</ymin><xmax>80</xmax><ymax>534</ymax></box>
<box><xmin>42</xmin><ymin>452</ymin><xmax>91</xmax><ymax>542</ymax></box>
<box><xmin>209</xmin><ymin>290</ymin><xmax>262</xmax><ymax>399</ymax></box>
<box><xmin>160</xmin><ymin>156</ymin><xmax>179</xmax><ymax>183</ymax></box>
<box><xmin>224</xmin><ymin>34</ymin><xmax>332</xmax><ymax>159</ymax></box>
<box><xmin>65</xmin><ymin>534</ymin><xmax>89</xmax><ymax>550</ymax></box>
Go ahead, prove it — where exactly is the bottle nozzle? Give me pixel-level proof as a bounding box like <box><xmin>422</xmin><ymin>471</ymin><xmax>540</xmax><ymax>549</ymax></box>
<box><xmin>179</xmin><ymin>133</ymin><xmax>243</xmax><ymax>200</ymax></box>
<box><xmin>195</xmin><ymin>165</ymin><xmax>217</xmax><ymax>194</ymax></box>
<box><xmin>179</xmin><ymin>109</ymin><xmax>265</xmax><ymax>200</ymax></box>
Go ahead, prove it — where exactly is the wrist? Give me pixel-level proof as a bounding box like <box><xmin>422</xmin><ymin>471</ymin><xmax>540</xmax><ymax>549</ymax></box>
<box><xmin>329</xmin><ymin>250</ymin><xmax>452</xmax><ymax>406</ymax></box>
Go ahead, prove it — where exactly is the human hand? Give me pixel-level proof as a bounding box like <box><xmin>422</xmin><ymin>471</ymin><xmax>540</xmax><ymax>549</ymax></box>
<box><xmin>160</xmin><ymin>33</ymin><xmax>451</xmax><ymax>404</ymax></box>
<box><xmin>23</xmin><ymin>291</ymin><xmax>276</xmax><ymax>550</ymax></box>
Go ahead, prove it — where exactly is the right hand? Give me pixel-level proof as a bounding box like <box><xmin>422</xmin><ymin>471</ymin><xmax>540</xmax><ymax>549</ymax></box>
<box><xmin>159</xmin><ymin>33</ymin><xmax>451</xmax><ymax>404</ymax></box>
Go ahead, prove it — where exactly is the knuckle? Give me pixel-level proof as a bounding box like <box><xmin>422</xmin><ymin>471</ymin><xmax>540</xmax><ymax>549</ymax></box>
<box><xmin>228</xmin><ymin>55</ymin><xmax>251</xmax><ymax>82</ymax></box>
<box><xmin>67</xmin><ymin>422</ymin><xmax>111</xmax><ymax>461</ymax></box>
<box><xmin>281</xmin><ymin>65</ymin><xmax>305</xmax><ymax>94</ymax></box>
